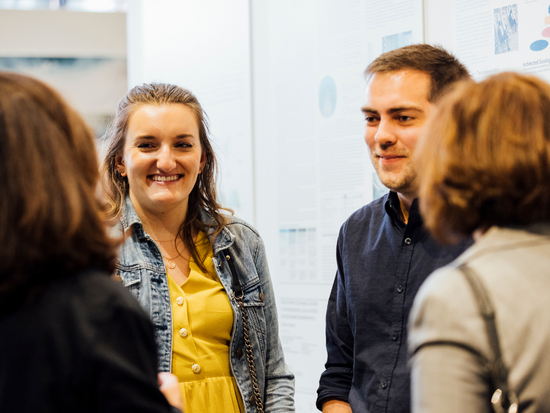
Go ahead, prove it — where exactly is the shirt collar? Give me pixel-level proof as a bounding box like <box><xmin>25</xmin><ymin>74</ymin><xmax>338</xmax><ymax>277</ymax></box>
<box><xmin>384</xmin><ymin>191</ymin><xmax>422</xmax><ymax>227</ymax></box>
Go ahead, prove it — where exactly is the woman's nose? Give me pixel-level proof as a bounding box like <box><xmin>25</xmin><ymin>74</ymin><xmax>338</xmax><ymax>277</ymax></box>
<box><xmin>156</xmin><ymin>145</ymin><xmax>177</xmax><ymax>171</ymax></box>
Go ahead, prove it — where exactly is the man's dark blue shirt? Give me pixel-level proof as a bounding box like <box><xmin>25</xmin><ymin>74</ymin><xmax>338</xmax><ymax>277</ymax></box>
<box><xmin>316</xmin><ymin>191</ymin><xmax>472</xmax><ymax>413</ymax></box>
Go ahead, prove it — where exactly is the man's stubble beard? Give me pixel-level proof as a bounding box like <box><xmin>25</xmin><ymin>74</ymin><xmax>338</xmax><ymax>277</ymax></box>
<box><xmin>370</xmin><ymin>153</ymin><xmax>419</xmax><ymax>196</ymax></box>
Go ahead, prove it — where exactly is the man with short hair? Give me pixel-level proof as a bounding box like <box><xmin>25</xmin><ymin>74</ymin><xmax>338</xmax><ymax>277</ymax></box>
<box><xmin>316</xmin><ymin>44</ymin><xmax>473</xmax><ymax>413</ymax></box>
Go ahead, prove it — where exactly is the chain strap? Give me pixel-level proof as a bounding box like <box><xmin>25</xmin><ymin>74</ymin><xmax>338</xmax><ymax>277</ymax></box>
<box><xmin>235</xmin><ymin>292</ymin><xmax>265</xmax><ymax>413</ymax></box>
<box><xmin>224</xmin><ymin>251</ymin><xmax>265</xmax><ymax>413</ymax></box>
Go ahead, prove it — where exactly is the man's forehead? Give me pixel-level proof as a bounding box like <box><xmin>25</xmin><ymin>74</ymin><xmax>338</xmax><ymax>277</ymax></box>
<box><xmin>362</xmin><ymin>70</ymin><xmax>432</xmax><ymax>112</ymax></box>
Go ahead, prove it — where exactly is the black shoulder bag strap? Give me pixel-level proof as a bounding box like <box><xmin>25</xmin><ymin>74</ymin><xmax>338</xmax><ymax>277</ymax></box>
<box><xmin>223</xmin><ymin>250</ymin><xmax>265</xmax><ymax>413</ymax></box>
<box><xmin>459</xmin><ymin>264</ymin><xmax>519</xmax><ymax>413</ymax></box>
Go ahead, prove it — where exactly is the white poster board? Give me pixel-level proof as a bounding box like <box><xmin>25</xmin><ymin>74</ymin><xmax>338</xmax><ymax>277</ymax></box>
<box><xmin>453</xmin><ymin>0</ymin><xmax>550</xmax><ymax>80</ymax></box>
<box><xmin>252</xmin><ymin>1</ymin><xmax>423</xmax><ymax>410</ymax></box>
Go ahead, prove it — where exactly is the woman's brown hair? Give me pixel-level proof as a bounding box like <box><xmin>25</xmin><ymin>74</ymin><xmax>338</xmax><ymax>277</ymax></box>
<box><xmin>0</xmin><ymin>72</ymin><xmax>117</xmax><ymax>307</ymax></box>
<box><xmin>417</xmin><ymin>72</ymin><xmax>550</xmax><ymax>243</ymax></box>
<box><xmin>100</xmin><ymin>83</ymin><xmax>229</xmax><ymax>271</ymax></box>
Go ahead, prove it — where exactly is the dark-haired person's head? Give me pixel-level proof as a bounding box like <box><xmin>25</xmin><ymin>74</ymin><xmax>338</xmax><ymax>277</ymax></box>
<box><xmin>365</xmin><ymin>43</ymin><xmax>470</xmax><ymax>102</ymax></box>
<box><xmin>101</xmin><ymin>83</ymin><xmax>220</xmax><ymax>220</ymax></box>
<box><xmin>0</xmin><ymin>72</ymin><xmax>116</xmax><ymax>308</ymax></box>
<box><xmin>362</xmin><ymin>44</ymin><xmax>470</xmax><ymax>206</ymax></box>
<box><xmin>417</xmin><ymin>72</ymin><xmax>550</xmax><ymax>243</ymax></box>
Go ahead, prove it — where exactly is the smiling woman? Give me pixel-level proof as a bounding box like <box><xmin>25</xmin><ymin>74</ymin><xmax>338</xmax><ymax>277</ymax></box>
<box><xmin>117</xmin><ymin>104</ymin><xmax>206</xmax><ymax>229</ymax></box>
<box><xmin>100</xmin><ymin>83</ymin><xmax>295</xmax><ymax>413</ymax></box>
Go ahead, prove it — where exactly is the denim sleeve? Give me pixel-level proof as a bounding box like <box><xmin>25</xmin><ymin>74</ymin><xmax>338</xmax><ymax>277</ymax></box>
<box><xmin>316</xmin><ymin>232</ymin><xmax>353</xmax><ymax>410</ymax></box>
<box><xmin>254</xmin><ymin>235</ymin><xmax>296</xmax><ymax>412</ymax></box>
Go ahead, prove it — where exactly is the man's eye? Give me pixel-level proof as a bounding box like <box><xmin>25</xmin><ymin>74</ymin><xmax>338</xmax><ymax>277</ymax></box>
<box><xmin>399</xmin><ymin>116</ymin><xmax>413</xmax><ymax>122</ymax></box>
<box><xmin>365</xmin><ymin>116</ymin><xmax>378</xmax><ymax>123</ymax></box>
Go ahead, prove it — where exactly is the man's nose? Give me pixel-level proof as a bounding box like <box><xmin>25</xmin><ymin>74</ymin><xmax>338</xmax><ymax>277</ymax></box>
<box><xmin>374</xmin><ymin>119</ymin><xmax>397</xmax><ymax>149</ymax></box>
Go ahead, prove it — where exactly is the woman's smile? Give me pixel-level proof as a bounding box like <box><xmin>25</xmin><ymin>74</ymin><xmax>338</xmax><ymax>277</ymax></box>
<box><xmin>150</xmin><ymin>174</ymin><xmax>183</xmax><ymax>182</ymax></box>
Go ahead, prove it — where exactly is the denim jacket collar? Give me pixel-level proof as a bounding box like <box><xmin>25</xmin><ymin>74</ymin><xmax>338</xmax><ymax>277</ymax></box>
<box><xmin>198</xmin><ymin>209</ymin><xmax>235</xmax><ymax>254</ymax></box>
<box><xmin>119</xmin><ymin>197</ymin><xmax>148</xmax><ymax>242</ymax></box>
<box><xmin>120</xmin><ymin>196</ymin><xmax>235</xmax><ymax>252</ymax></box>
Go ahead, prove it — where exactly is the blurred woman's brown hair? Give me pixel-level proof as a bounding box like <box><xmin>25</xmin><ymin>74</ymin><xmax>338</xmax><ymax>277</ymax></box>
<box><xmin>417</xmin><ymin>72</ymin><xmax>550</xmax><ymax>243</ymax></box>
<box><xmin>0</xmin><ymin>72</ymin><xmax>116</xmax><ymax>311</ymax></box>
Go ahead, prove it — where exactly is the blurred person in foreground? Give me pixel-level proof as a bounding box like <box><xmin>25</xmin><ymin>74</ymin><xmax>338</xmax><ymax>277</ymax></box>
<box><xmin>0</xmin><ymin>72</ymin><xmax>182</xmax><ymax>412</ymax></box>
<box><xmin>409</xmin><ymin>72</ymin><xmax>550</xmax><ymax>413</ymax></box>
<box><xmin>317</xmin><ymin>44</ymin><xmax>472</xmax><ymax>413</ymax></box>
<box><xmin>101</xmin><ymin>83</ymin><xmax>294</xmax><ymax>413</ymax></box>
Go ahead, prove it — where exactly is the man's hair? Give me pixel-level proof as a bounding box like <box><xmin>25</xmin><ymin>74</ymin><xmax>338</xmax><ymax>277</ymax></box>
<box><xmin>0</xmin><ymin>72</ymin><xmax>117</xmax><ymax>304</ymax></box>
<box><xmin>365</xmin><ymin>44</ymin><xmax>470</xmax><ymax>102</ymax></box>
<box><xmin>100</xmin><ymin>83</ymin><xmax>229</xmax><ymax>273</ymax></box>
<box><xmin>417</xmin><ymin>72</ymin><xmax>550</xmax><ymax>243</ymax></box>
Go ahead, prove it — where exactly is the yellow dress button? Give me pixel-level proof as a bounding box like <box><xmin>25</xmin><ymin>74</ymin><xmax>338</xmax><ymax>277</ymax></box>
<box><xmin>179</xmin><ymin>328</ymin><xmax>188</xmax><ymax>338</ymax></box>
<box><xmin>176</xmin><ymin>296</ymin><xmax>184</xmax><ymax>306</ymax></box>
<box><xmin>192</xmin><ymin>364</ymin><xmax>201</xmax><ymax>374</ymax></box>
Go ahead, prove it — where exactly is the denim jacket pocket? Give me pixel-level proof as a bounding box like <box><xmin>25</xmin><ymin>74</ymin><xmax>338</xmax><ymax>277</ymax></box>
<box><xmin>116</xmin><ymin>267</ymin><xmax>142</xmax><ymax>299</ymax></box>
<box><xmin>241</xmin><ymin>282</ymin><xmax>267</xmax><ymax>341</ymax></box>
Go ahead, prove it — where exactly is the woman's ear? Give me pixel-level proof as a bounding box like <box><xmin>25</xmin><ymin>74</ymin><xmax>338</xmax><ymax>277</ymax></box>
<box><xmin>115</xmin><ymin>155</ymin><xmax>127</xmax><ymax>177</ymax></box>
<box><xmin>199</xmin><ymin>153</ymin><xmax>207</xmax><ymax>174</ymax></box>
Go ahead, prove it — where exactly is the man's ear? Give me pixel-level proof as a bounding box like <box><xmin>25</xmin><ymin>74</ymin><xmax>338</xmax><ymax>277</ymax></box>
<box><xmin>115</xmin><ymin>155</ymin><xmax>127</xmax><ymax>177</ymax></box>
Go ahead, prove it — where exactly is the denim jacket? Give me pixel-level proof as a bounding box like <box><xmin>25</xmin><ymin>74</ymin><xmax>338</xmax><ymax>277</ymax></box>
<box><xmin>114</xmin><ymin>199</ymin><xmax>295</xmax><ymax>412</ymax></box>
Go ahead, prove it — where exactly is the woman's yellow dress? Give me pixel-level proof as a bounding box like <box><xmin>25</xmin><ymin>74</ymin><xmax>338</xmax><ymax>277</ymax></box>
<box><xmin>167</xmin><ymin>231</ymin><xmax>244</xmax><ymax>413</ymax></box>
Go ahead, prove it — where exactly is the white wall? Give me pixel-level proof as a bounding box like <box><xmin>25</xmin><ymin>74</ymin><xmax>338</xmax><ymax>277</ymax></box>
<box><xmin>127</xmin><ymin>0</ymin><xmax>255</xmax><ymax>222</ymax></box>
<box><xmin>0</xmin><ymin>9</ymin><xmax>126</xmax><ymax>57</ymax></box>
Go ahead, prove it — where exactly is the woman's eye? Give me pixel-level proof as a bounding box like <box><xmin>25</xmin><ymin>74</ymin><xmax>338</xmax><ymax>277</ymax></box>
<box><xmin>137</xmin><ymin>143</ymin><xmax>154</xmax><ymax>149</ymax></box>
<box><xmin>176</xmin><ymin>142</ymin><xmax>192</xmax><ymax>148</ymax></box>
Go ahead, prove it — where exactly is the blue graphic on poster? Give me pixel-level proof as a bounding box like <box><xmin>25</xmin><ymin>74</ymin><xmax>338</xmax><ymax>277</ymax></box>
<box><xmin>318</xmin><ymin>76</ymin><xmax>337</xmax><ymax>118</ymax></box>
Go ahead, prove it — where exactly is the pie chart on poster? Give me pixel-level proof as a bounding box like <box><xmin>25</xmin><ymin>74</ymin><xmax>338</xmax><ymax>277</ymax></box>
<box><xmin>530</xmin><ymin>40</ymin><xmax>549</xmax><ymax>51</ymax></box>
<box><xmin>543</xmin><ymin>27</ymin><xmax>550</xmax><ymax>37</ymax></box>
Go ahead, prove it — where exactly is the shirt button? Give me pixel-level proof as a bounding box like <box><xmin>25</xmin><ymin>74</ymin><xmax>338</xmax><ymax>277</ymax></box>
<box><xmin>397</xmin><ymin>284</ymin><xmax>404</xmax><ymax>293</ymax></box>
<box><xmin>192</xmin><ymin>364</ymin><xmax>201</xmax><ymax>374</ymax></box>
<box><xmin>381</xmin><ymin>380</ymin><xmax>388</xmax><ymax>389</ymax></box>
<box><xmin>392</xmin><ymin>333</ymin><xmax>399</xmax><ymax>341</ymax></box>
<box><xmin>236</xmin><ymin>348</ymin><xmax>243</xmax><ymax>359</ymax></box>
<box><xmin>176</xmin><ymin>296</ymin><xmax>184</xmax><ymax>306</ymax></box>
<box><xmin>179</xmin><ymin>328</ymin><xmax>188</xmax><ymax>338</ymax></box>
<box><xmin>404</xmin><ymin>237</ymin><xmax>412</xmax><ymax>245</ymax></box>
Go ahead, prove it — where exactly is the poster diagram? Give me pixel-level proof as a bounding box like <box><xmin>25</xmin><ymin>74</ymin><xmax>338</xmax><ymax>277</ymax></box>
<box><xmin>453</xmin><ymin>0</ymin><xmax>550</xmax><ymax>82</ymax></box>
<box><xmin>318</xmin><ymin>76</ymin><xmax>337</xmax><ymax>118</ymax></box>
<box><xmin>382</xmin><ymin>30</ymin><xmax>413</xmax><ymax>53</ymax></box>
<box><xmin>494</xmin><ymin>5</ymin><xmax>518</xmax><ymax>54</ymax></box>
<box><xmin>529</xmin><ymin>4</ymin><xmax>550</xmax><ymax>51</ymax></box>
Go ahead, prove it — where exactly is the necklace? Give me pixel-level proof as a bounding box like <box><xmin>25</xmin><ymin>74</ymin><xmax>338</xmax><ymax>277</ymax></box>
<box><xmin>150</xmin><ymin>237</ymin><xmax>180</xmax><ymax>270</ymax></box>
<box><xmin>162</xmin><ymin>254</ymin><xmax>179</xmax><ymax>270</ymax></box>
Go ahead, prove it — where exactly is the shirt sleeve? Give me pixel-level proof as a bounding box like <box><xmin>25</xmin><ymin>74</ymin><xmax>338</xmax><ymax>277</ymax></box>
<box><xmin>78</xmin><ymin>296</ymin><xmax>177</xmax><ymax>413</ymax></box>
<box><xmin>316</xmin><ymin>232</ymin><xmax>354</xmax><ymax>410</ymax></box>
<box><xmin>408</xmin><ymin>267</ymin><xmax>493</xmax><ymax>413</ymax></box>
